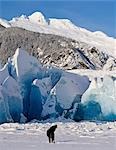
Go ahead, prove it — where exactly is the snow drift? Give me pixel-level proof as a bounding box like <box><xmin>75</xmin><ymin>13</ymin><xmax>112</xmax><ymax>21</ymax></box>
<box><xmin>0</xmin><ymin>48</ymin><xmax>116</xmax><ymax>124</ymax></box>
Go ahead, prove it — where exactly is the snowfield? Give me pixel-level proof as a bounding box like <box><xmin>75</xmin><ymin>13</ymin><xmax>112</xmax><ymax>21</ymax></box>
<box><xmin>0</xmin><ymin>121</ymin><xmax>116</xmax><ymax>150</ymax></box>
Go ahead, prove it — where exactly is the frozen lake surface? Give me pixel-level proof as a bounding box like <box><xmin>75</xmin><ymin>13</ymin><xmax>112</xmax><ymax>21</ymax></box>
<box><xmin>0</xmin><ymin>121</ymin><xmax>116</xmax><ymax>150</ymax></box>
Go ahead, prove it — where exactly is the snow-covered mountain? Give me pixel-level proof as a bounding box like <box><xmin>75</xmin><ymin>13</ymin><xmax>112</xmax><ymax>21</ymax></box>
<box><xmin>0</xmin><ymin>18</ymin><xmax>11</xmax><ymax>28</ymax></box>
<box><xmin>0</xmin><ymin>12</ymin><xmax>115</xmax><ymax>70</ymax></box>
<box><xmin>0</xmin><ymin>12</ymin><xmax>115</xmax><ymax>57</ymax></box>
<box><xmin>0</xmin><ymin>48</ymin><xmax>116</xmax><ymax>124</ymax></box>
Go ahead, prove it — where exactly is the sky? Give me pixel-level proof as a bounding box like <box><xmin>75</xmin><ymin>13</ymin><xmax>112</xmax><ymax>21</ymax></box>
<box><xmin>0</xmin><ymin>0</ymin><xmax>115</xmax><ymax>37</ymax></box>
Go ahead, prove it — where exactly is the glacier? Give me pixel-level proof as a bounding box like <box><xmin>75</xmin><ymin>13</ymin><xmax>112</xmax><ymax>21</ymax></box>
<box><xmin>0</xmin><ymin>48</ymin><xmax>116</xmax><ymax>124</ymax></box>
<box><xmin>81</xmin><ymin>76</ymin><xmax>116</xmax><ymax>121</ymax></box>
<box><xmin>2</xmin><ymin>76</ymin><xmax>23</xmax><ymax>122</ymax></box>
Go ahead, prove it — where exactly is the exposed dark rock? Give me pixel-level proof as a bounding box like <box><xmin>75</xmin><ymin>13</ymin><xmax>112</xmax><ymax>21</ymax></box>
<box><xmin>0</xmin><ymin>27</ymin><xmax>115</xmax><ymax>70</ymax></box>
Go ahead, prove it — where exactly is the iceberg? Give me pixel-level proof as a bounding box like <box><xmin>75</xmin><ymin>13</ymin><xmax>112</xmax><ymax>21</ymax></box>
<box><xmin>41</xmin><ymin>72</ymin><xmax>90</xmax><ymax>120</ymax></box>
<box><xmin>10</xmin><ymin>48</ymin><xmax>42</xmax><ymax>80</ymax></box>
<box><xmin>32</xmin><ymin>77</ymin><xmax>52</xmax><ymax>101</ymax></box>
<box><xmin>54</xmin><ymin>72</ymin><xmax>90</xmax><ymax>109</ymax></box>
<box><xmin>2</xmin><ymin>76</ymin><xmax>23</xmax><ymax>122</ymax></box>
<box><xmin>9</xmin><ymin>48</ymin><xmax>43</xmax><ymax>118</ymax></box>
<box><xmin>81</xmin><ymin>76</ymin><xmax>116</xmax><ymax>121</ymax></box>
<box><xmin>0</xmin><ymin>48</ymin><xmax>115</xmax><ymax>123</ymax></box>
<box><xmin>0</xmin><ymin>86</ymin><xmax>12</xmax><ymax>123</ymax></box>
<box><xmin>41</xmin><ymin>87</ymin><xmax>58</xmax><ymax>119</ymax></box>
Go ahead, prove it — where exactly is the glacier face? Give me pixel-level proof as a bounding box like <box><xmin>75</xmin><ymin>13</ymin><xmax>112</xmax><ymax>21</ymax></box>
<box><xmin>81</xmin><ymin>76</ymin><xmax>116</xmax><ymax>121</ymax></box>
<box><xmin>2</xmin><ymin>76</ymin><xmax>23</xmax><ymax>122</ymax></box>
<box><xmin>0</xmin><ymin>48</ymin><xmax>116</xmax><ymax>124</ymax></box>
<box><xmin>0</xmin><ymin>85</ymin><xmax>12</xmax><ymax>123</ymax></box>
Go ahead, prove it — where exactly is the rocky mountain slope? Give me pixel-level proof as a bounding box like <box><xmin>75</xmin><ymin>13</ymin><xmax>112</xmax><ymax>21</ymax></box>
<box><xmin>0</xmin><ymin>27</ymin><xmax>115</xmax><ymax>70</ymax></box>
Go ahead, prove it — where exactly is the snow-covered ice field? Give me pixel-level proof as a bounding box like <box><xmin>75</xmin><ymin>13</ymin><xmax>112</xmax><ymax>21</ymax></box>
<box><xmin>0</xmin><ymin>121</ymin><xmax>116</xmax><ymax>150</ymax></box>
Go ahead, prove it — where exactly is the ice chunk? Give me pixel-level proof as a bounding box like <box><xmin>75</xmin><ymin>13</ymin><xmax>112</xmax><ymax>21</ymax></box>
<box><xmin>41</xmin><ymin>72</ymin><xmax>89</xmax><ymax>120</ymax></box>
<box><xmin>41</xmin><ymin>87</ymin><xmax>58</xmax><ymax>119</ymax></box>
<box><xmin>10</xmin><ymin>48</ymin><xmax>42</xmax><ymax>80</ymax></box>
<box><xmin>55</xmin><ymin>72</ymin><xmax>90</xmax><ymax>109</ymax></box>
<box><xmin>33</xmin><ymin>77</ymin><xmax>52</xmax><ymax>100</ymax></box>
<box><xmin>2</xmin><ymin>76</ymin><xmax>23</xmax><ymax>122</ymax></box>
<box><xmin>49</xmin><ymin>68</ymin><xmax>62</xmax><ymax>87</ymax></box>
<box><xmin>9</xmin><ymin>48</ymin><xmax>43</xmax><ymax>118</ymax></box>
<box><xmin>81</xmin><ymin>76</ymin><xmax>116</xmax><ymax>121</ymax></box>
<box><xmin>20</xmin><ymin>113</ymin><xmax>27</xmax><ymax>123</ymax></box>
<box><xmin>0</xmin><ymin>86</ymin><xmax>12</xmax><ymax>124</ymax></box>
